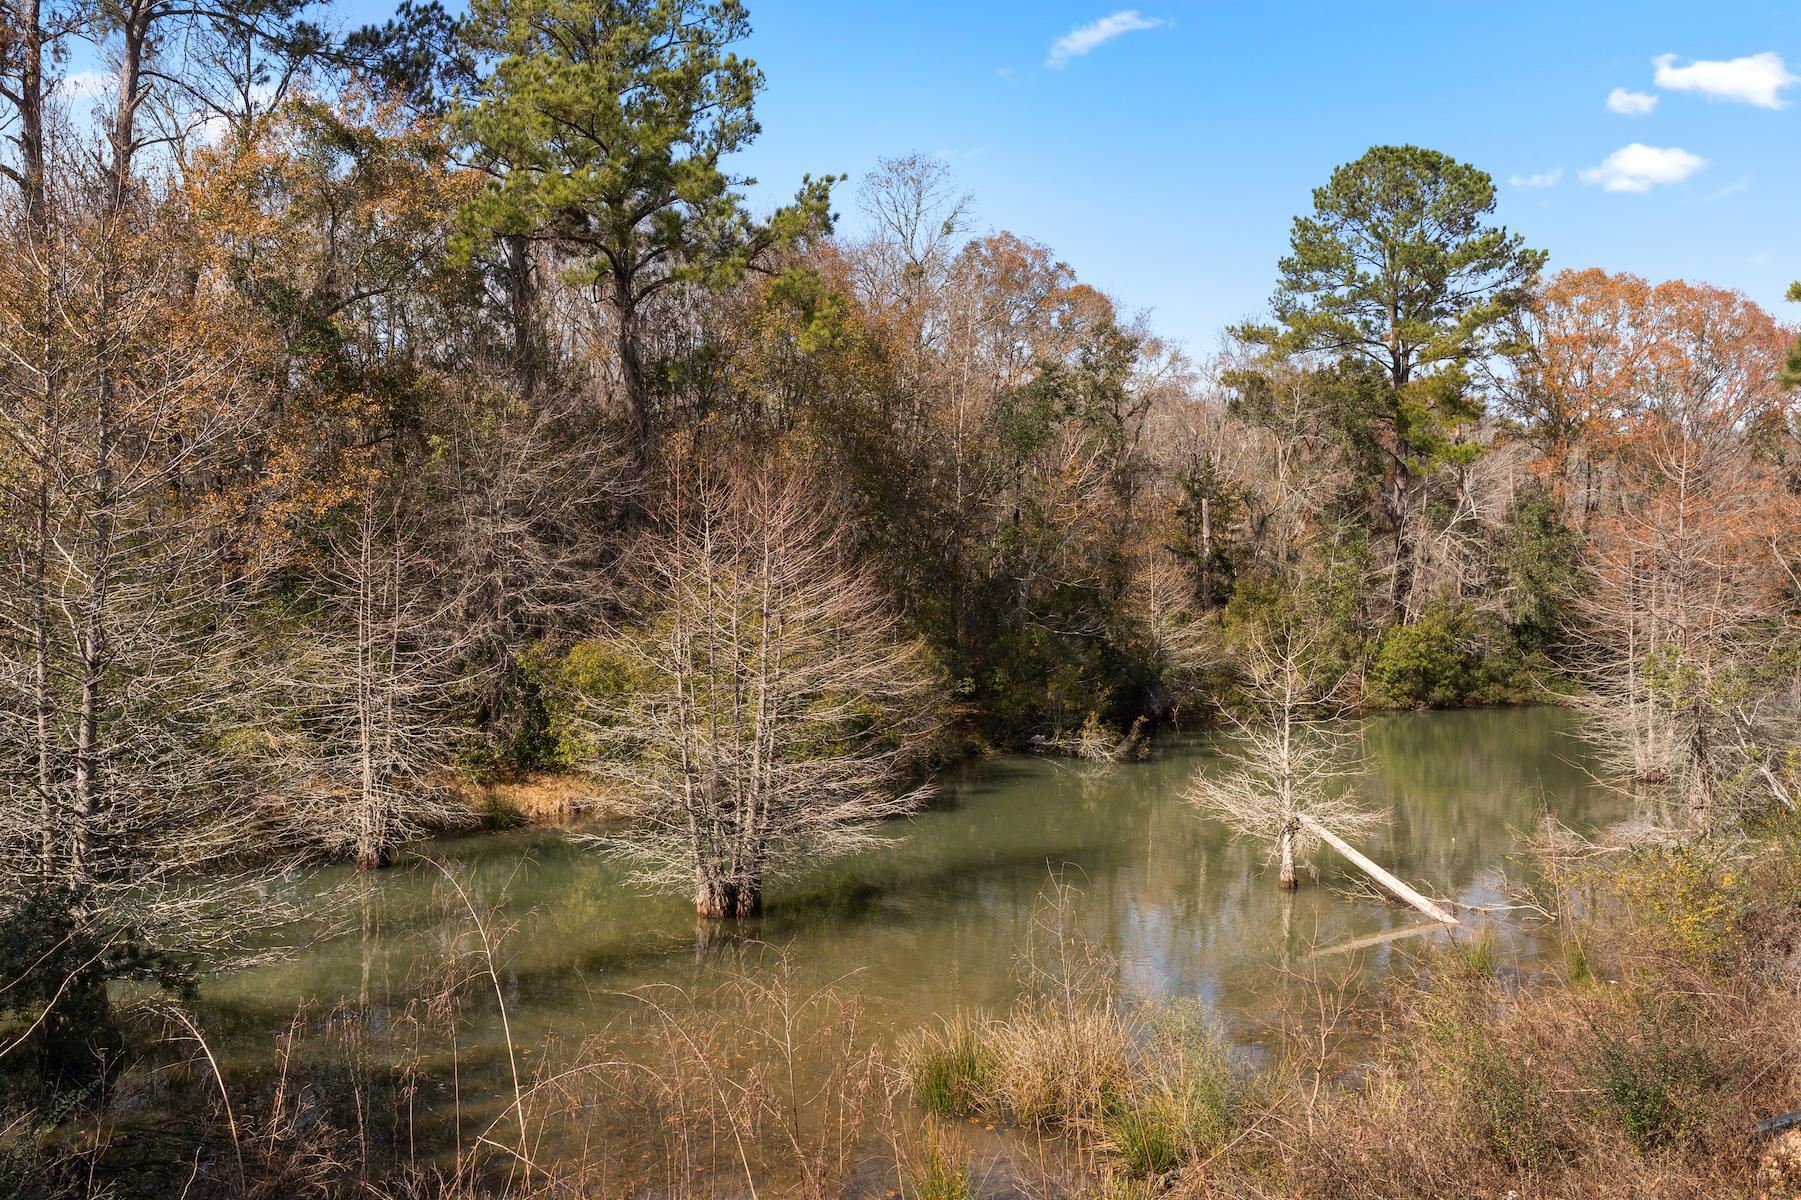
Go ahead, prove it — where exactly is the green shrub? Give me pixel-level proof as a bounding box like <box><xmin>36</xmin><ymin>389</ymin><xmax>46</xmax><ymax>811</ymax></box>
<box><xmin>1592</xmin><ymin>1029</ymin><xmax>1717</xmax><ymax>1150</ymax></box>
<box><xmin>1422</xmin><ymin>997</ymin><xmax>1560</xmax><ymax>1171</ymax></box>
<box><xmin>1460</xmin><ymin>1032</ymin><xmax>1558</xmax><ymax>1170</ymax></box>
<box><xmin>1367</xmin><ymin>603</ymin><xmax>1478</xmax><ymax>708</ymax></box>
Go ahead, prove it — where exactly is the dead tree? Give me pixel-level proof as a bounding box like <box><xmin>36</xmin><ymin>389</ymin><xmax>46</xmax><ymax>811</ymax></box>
<box><xmin>1185</xmin><ymin>625</ymin><xmax>1383</xmax><ymax>890</ymax></box>
<box><xmin>274</xmin><ymin>476</ymin><xmax>481</xmax><ymax>869</ymax></box>
<box><xmin>0</xmin><ymin>154</ymin><xmax>289</xmax><ymax>1080</ymax></box>
<box><xmin>576</xmin><ymin>468</ymin><xmax>942</xmax><ymax>918</ymax></box>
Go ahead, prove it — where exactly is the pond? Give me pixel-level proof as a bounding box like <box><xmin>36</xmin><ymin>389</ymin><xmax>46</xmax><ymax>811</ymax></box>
<box><xmin>196</xmin><ymin>705</ymin><xmax>1628</xmax><ymax>1185</ymax></box>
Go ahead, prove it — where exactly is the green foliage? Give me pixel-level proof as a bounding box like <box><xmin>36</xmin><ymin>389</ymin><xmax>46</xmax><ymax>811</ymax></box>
<box><xmin>453</xmin><ymin>0</ymin><xmax>833</xmax><ymax>292</ymax></box>
<box><xmin>1366</xmin><ymin>602</ymin><xmax>1538</xmax><ymax>709</ymax></box>
<box><xmin>0</xmin><ymin>887</ymin><xmax>190</xmax><ymax>1090</ymax></box>
<box><xmin>521</xmin><ymin>638</ymin><xmax>648</xmax><ymax>768</ymax></box>
<box><xmin>1424</xmin><ymin>1000</ymin><xmax>1560</xmax><ymax>1171</ymax></box>
<box><xmin>1100</xmin><ymin>1007</ymin><xmax>1237</xmax><ymax>1177</ymax></box>
<box><xmin>1605</xmin><ymin>846</ymin><xmax>1748</xmax><ymax>972</ymax></box>
<box><xmin>1495</xmin><ymin>489</ymin><xmax>1584</xmax><ymax>651</ymax></box>
<box><xmin>1220</xmin><ymin>550</ymin><xmax>1371</xmax><ymax>698</ymax></box>
<box><xmin>1367</xmin><ymin>603</ymin><xmax>1478</xmax><ymax>708</ymax></box>
<box><xmin>1592</xmin><ymin>1019</ymin><xmax>1718</xmax><ymax>1151</ymax></box>
<box><xmin>1456</xmin><ymin>929</ymin><xmax>1498</xmax><ymax>975</ymax></box>
<box><xmin>907</xmin><ymin>1136</ymin><xmax>975</xmax><ymax>1200</ymax></box>
<box><xmin>1248</xmin><ymin>145</ymin><xmax>1545</xmax><ymax>393</ymax></box>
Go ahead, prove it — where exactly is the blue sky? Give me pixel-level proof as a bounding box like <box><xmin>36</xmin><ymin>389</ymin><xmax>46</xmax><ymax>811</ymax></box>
<box><xmin>81</xmin><ymin>0</ymin><xmax>1790</xmax><ymax>354</ymax></box>
<box><xmin>723</xmin><ymin>1</ymin><xmax>1800</xmax><ymax>356</ymax></box>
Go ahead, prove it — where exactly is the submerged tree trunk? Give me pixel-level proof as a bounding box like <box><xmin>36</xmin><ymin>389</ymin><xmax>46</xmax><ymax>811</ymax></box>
<box><xmin>1278</xmin><ymin>818</ymin><xmax>1299</xmax><ymax>890</ymax></box>
<box><xmin>693</xmin><ymin>872</ymin><xmax>766</xmax><ymax>920</ymax></box>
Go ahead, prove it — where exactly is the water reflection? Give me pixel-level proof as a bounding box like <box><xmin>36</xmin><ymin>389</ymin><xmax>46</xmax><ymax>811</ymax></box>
<box><xmin>202</xmin><ymin>706</ymin><xmax>1624</xmax><ymax>1153</ymax></box>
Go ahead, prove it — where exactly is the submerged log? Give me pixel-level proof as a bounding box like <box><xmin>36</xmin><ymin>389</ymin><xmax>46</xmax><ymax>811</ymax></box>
<box><xmin>1298</xmin><ymin>813</ymin><xmax>1458</xmax><ymax>925</ymax></box>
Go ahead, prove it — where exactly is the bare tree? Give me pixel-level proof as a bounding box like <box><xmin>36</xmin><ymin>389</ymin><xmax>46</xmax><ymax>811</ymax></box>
<box><xmin>1122</xmin><ymin>549</ymin><xmax>1217</xmax><ymax>723</ymax></box>
<box><xmin>0</xmin><ymin>152</ymin><xmax>289</xmax><ymax>1080</ymax></box>
<box><xmin>1563</xmin><ymin>279</ymin><xmax>1798</xmax><ymax>824</ymax></box>
<box><xmin>1185</xmin><ymin>625</ymin><xmax>1382</xmax><ymax>890</ymax></box>
<box><xmin>439</xmin><ymin>376</ymin><xmax>626</xmax><ymax>747</ymax></box>
<box><xmin>575</xmin><ymin>467</ymin><xmax>942</xmax><ymax>918</ymax></box>
<box><xmin>853</xmin><ymin>152</ymin><xmax>971</xmax><ymax>329</ymax></box>
<box><xmin>273</xmin><ymin>476</ymin><xmax>481</xmax><ymax>869</ymax></box>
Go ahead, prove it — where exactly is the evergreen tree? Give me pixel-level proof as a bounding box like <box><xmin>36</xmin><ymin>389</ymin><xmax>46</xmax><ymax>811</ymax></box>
<box><xmin>1240</xmin><ymin>145</ymin><xmax>1545</xmax><ymax>617</ymax></box>
<box><xmin>454</xmin><ymin>0</ymin><xmax>833</xmax><ymax>478</ymax></box>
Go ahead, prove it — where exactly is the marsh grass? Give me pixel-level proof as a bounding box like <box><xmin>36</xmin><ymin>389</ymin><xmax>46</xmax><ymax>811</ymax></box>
<box><xmin>11</xmin><ymin>835</ymin><xmax>1801</xmax><ymax>1199</ymax></box>
<box><xmin>900</xmin><ymin>1013</ymin><xmax>990</xmax><ymax>1120</ymax></box>
<box><xmin>904</xmin><ymin>1127</ymin><xmax>975</xmax><ymax>1200</ymax></box>
<box><xmin>900</xmin><ymin>881</ymin><xmax>1246</xmax><ymax>1180</ymax></box>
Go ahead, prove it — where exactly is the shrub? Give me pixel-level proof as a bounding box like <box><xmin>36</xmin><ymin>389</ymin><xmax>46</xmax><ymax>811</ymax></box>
<box><xmin>1366</xmin><ymin>603</ymin><xmax>1478</xmax><ymax>708</ymax></box>
<box><xmin>1419</xmin><ymin>987</ymin><xmax>1562</xmax><ymax>1172</ymax></box>
<box><xmin>1459</xmin><ymin>1032</ymin><xmax>1558</xmax><ymax>1170</ymax></box>
<box><xmin>1604</xmin><ymin>846</ymin><xmax>1746</xmax><ymax>972</ymax></box>
<box><xmin>1591</xmin><ymin>1017</ymin><xmax>1719</xmax><ymax>1151</ymax></box>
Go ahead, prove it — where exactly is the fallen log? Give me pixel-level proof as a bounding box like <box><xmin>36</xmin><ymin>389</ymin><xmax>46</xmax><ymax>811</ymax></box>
<box><xmin>1298</xmin><ymin>813</ymin><xmax>1459</xmax><ymax>925</ymax></box>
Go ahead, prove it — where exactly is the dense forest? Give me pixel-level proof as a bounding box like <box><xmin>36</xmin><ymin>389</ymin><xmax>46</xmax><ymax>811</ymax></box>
<box><xmin>2</xmin><ymin>1</ymin><xmax>1799</xmax><ymax>1196</ymax></box>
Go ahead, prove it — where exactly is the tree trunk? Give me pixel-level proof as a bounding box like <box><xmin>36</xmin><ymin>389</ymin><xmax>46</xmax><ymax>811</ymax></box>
<box><xmin>613</xmin><ymin>273</ymin><xmax>652</xmax><ymax>484</ymax></box>
<box><xmin>1388</xmin><ymin>466</ymin><xmax>1415</xmax><ymax>620</ymax></box>
<box><xmin>1298</xmin><ymin>813</ymin><xmax>1458</xmax><ymax>924</ymax></box>
<box><xmin>1278</xmin><ymin>820</ymin><xmax>1298</xmax><ymax>890</ymax></box>
<box><xmin>732</xmin><ymin>873</ymin><xmax>763</xmax><ymax>919</ymax></box>
<box><xmin>1687</xmin><ymin>719</ymin><xmax>1713</xmax><ymax>824</ymax></box>
<box><xmin>694</xmin><ymin>873</ymin><xmax>764</xmax><ymax>919</ymax></box>
<box><xmin>694</xmin><ymin>875</ymin><xmax>737</xmax><ymax>920</ymax></box>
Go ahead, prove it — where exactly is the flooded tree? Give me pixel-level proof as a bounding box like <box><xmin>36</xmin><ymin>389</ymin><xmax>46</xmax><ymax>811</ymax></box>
<box><xmin>576</xmin><ymin>468</ymin><xmax>942</xmax><ymax>918</ymax></box>
<box><xmin>276</xmin><ymin>480</ymin><xmax>479</xmax><ymax>869</ymax></box>
<box><xmin>1184</xmin><ymin>624</ymin><xmax>1382</xmax><ymax>890</ymax></box>
<box><xmin>1552</xmin><ymin>275</ymin><xmax>1799</xmax><ymax>822</ymax></box>
<box><xmin>0</xmin><ymin>158</ymin><xmax>283</xmax><ymax>1083</ymax></box>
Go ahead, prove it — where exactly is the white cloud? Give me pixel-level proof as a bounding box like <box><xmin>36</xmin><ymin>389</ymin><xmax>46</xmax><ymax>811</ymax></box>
<box><xmin>1045</xmin><ymin>10</ymin><xmax>1165</xmax><ymax>69</ymax></box>
<box><xmin>1509</xmin><ymin>168</ymin><xmax>1563</xmax><ymax>189</ymax></box>
<box><xmin>1606</xmin><ymin>87</ymin><xmax>1658</xmax><ymax>115</ymax></box>
<box><xmin>1652</xmin><ymin>52</ymin><xmax>1798</xmax><ymax>109</ymax></box>
<box><xmin>56</xmin><ymin>69</ymin><xmax>111</xmax><ymax>104</ymax></box>
<box><xmin>1580</xmin><ymin>144</ymin><xmax>1707</xmax><ymax>193</ymax></box>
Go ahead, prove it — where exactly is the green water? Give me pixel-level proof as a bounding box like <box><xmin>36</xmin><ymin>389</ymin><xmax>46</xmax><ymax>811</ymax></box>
<box><xmin>199</xmin><ymin>705</ymin><xmax>1623</xmax><ymax>1176</ymax></box>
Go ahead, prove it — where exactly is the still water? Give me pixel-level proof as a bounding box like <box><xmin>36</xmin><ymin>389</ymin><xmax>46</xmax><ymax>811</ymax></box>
<box><xmin>199</xmin><ymin>705</ymin><xmax>1624</xmax><ymax>1175</ymax></box>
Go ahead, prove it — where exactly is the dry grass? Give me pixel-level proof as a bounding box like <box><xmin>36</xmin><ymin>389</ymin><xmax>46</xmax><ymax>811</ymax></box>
<box><xmin>1168</xmin><ymin>824</ymin><xmax>1801</xmax><ymax>1200</ymax></box>
<box><xmin>445</xmin><ymin>771</ymin><xmax>628</xmax><ymax>828</ymax></box>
